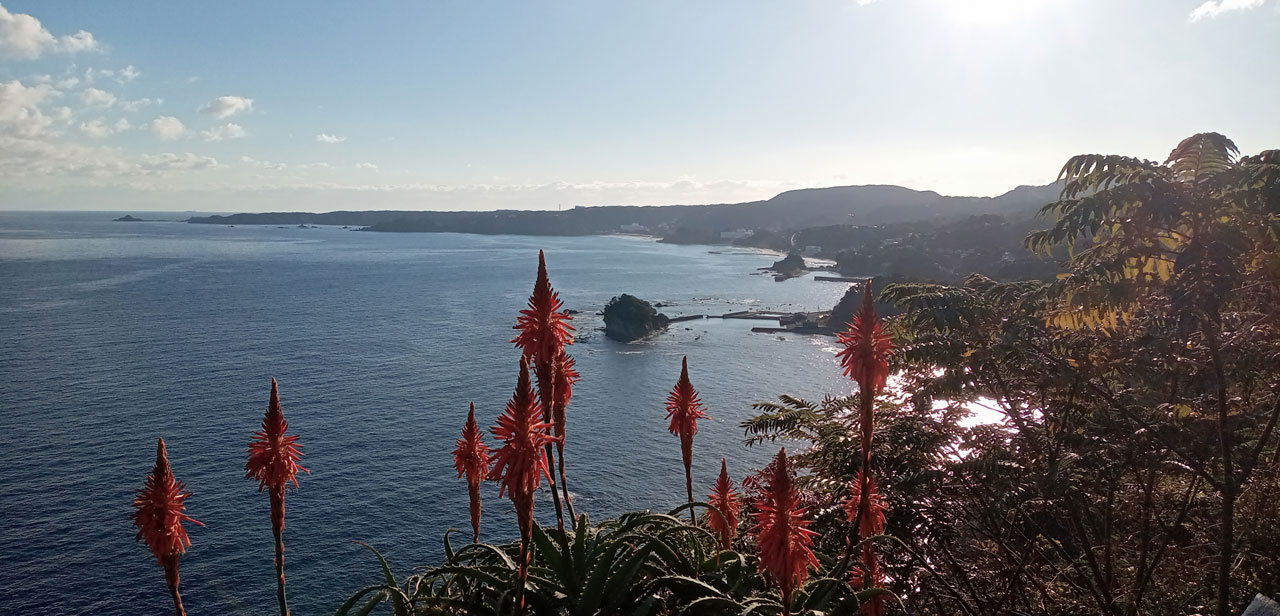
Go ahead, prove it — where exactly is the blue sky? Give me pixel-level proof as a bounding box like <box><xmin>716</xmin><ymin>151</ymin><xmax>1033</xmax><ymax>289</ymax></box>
<box><xmin>1</xmin><ymin>1</ymin><xmax>1277</xmax><ymax>212</ymax></box>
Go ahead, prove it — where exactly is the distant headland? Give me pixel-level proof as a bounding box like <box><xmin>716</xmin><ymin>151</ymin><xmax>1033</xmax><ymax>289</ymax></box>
<box><xmin>185</xmin><ymin>183</ymin><xmax>1060</xmax><ymax>236</ymax></box>
<box><xmin>185</xmin><ymin>182</ymin><xmax>1064</xmax><ymax>283</ymax></box>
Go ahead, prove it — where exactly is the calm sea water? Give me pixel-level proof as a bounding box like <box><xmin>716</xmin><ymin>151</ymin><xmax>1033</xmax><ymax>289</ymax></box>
<box><xmin>0</xmin><ymin>211</ymin><xmax>852</xmax><ymax>615</ymax></box>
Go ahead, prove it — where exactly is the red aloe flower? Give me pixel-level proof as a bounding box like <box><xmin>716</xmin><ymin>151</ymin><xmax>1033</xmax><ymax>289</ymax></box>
<box><xmin>511</xmin><ymin>250</ymin><xmax>575</xmax><ymax>525</ymax></box>
<box><xmin>132</xmin><ymin>438</ymin><xmax>203</xmax><ymax>616</ymax></box>
<box><xmin>836</xmin><ymin>283</ymin><xmax>892</xmax><ymax>392</ymax></box>
<box><xmin>453</xmin><ymin>402</ymin><xmax>492</xmax><ymax>543</ymax></box>
<box><xmin>245</xmin><ymin>378</ymin><xmax>309</xmax><ymax>616</ymax></box>
<box><xmin>751</xmin><ymin>448</ymin><xmax>818</xmax><ymax>613</ymax></box>
<box><xmin>843</xmin><ymin>471</ymin><xmax>887</xmax><ymax>538</ymax></box>
<box><xmin>246</xmin><ymin>379</ymin><xmax>308</xmax><ymax>491</ymax></box>
<box><xmin>707</xmin><ymin>458</ymin><xmax>741</xmax><ymax>550</ymax></box>
<box><xmin>487</xmin><ymin>357</ymin><xmax>558</xmax><ymax>611</ymax></box>
<box><xmin>666</xmin><ymin>356</ymin><xmax>710</xmax><ymax>520</ymax></box>
<box><xmin>512</xmin><ymin>250</ymin><xmax>575</xmax><ymax>363</ymax></box>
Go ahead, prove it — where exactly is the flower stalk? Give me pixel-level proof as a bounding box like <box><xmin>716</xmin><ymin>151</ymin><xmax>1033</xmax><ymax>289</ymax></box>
<box><xmin>512</xmin><ymin>250</ymin><xmax>575</xmax><ymax>529</ymax></box>
<box><xmin>245</xmin><ymin>378</ymin><xmax>309</xmax><ymax>616</ymax></box>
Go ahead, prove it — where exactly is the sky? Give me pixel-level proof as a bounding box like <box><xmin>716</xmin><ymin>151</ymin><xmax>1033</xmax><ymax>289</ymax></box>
<box><xmin>0</xmin><ymin>1</ymin><xmax>1277</xmax><ymax>212</ymax></box>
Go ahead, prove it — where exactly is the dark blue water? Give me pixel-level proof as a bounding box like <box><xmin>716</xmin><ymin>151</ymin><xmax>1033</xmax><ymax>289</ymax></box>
<box><xmin>0</xmin><ymin>211</ymin><xmax>852</xmax><ymax>615</ymax></box>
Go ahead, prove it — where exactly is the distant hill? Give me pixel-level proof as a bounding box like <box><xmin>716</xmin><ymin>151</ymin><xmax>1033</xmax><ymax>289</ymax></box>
<box><xmin>186</xmin><ymin>182</ymin><xmax>1063</xmax><ymax>237</ymax></box>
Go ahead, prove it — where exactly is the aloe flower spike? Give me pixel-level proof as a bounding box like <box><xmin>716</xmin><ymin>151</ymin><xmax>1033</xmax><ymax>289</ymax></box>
<box><xmin>132</xmin><ymin>438</ymin><xmax>203</xmax><ymax>616</ymax></box>
<box><xmin>245</xmin><ymin>378</ymin><xmax>309</xmax><ymax>616</ymax></box>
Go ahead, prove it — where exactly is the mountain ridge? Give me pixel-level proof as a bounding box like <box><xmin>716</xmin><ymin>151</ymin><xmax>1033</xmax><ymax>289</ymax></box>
<box><xmin>186</xmin><ymin>181</ymin><xmax>1064</xmax><ymax>237</ymax></box>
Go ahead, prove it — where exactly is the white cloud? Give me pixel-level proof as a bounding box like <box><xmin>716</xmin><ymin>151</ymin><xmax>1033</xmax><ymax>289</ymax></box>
<box><xmin>315</xmin><ymin>133</ymin><xmax>345</xmax><ymax>144</ymax></box>
<box><xmin>0</xmin><ymin>134</ymin><xmax>218</xmax><ymax>179</ymax></box>
<box><xmin>299</xmin><ymin>162</ymin><xmax>332</xmax><ymax>169</ymax></box>
<box><xmin>1189</xmin><ymin>0</ymin><xmax>1268</xmax><ymax>21</ymax></box>
<box><xmin>202</xmin><ymin>122</ymin><xmax>246</xmax><ymax>142</ymax></box>
<box><xmin>119</xmin><ymin>97</ymin><xmax>160</xmax><ymax>113</ymax></box>
<box><xmin>79</xmin><ymin>118</ymin><xmax>111</xmax><ymax>139</ymax></box>
<box><xmin>0</xmin><ymin>79</ymin><xmax>57</xmax><ymax>137</ymax></box>
<box><xmin>150</xmin><ymin>115</ymin><xmax>185</xmax><ymax>140</ymax></box>
<box><xmin>113</xmin><ymin>118</ymin><xmax>130</xmax><ymax>132</ymax></box>
<box><xmin>0</xmin><ymin>135</ymin><xmax>133</xmax><ymax>177</ymax></box>
<box><xmin>0</xmin><ymin>3</ymin><xmax>101</xmax><ymax>60</ymax></box>
<box><xmin>81</xmin><ymin>87</ymin><xmax>116</xmax><ymax>107</ymax></box>
<box><xmin>55</xmin><ymin>76</ymin><xmax>79</xmax><ymax>89</ymax></box>
<box><xmin>117</xmin><ymin>65</ymin><xmax>141</xmax><ymax>83</ymax></box>
<box><xmin>355</xmin><ymin>162</ymin><xmax>377</xmax><ymax>170</ymax></box>
<box><xmin>199</xmin><ymin>95</ymin><xmax>253</xmax><ymax>119</ymax></box>
<box><xmin>58</xmin><ymin>30</ymin><xmax>98</xmax><ymax>54</ymax></box>
<box><xmin>84</xmin><ymin>67</ymin><xmax>110</xmax><ymax>84</ymax></box>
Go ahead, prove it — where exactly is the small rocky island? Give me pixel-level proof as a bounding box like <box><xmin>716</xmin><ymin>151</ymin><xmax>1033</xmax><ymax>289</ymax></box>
<box><xmin>603</xmin><ymin>294</ymin><xmax>670</xmax><ymax>342</ymax></box>
<box><xmin>113</xmin><ymin>214</ymin><xmax>150</xmax><ymax>222</ymax></box>
<box><xmin>765</xmin><ymin>252</ymin><xmax>808</xmax><ymax>281</ymax></box>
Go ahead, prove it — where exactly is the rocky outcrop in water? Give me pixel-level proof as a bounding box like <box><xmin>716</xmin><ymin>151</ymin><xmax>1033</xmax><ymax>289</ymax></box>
<box><xmin>603</xmin><ymin>294</ymin><xmax>670</xmax><ymax>342</ymax></box>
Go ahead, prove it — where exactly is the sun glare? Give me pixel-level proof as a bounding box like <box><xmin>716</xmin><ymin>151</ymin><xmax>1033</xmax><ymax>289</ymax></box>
<box><xmin>939</xmin><ymin>0</ymin><xmax>1051</xmax><ymax>27</ymax></box>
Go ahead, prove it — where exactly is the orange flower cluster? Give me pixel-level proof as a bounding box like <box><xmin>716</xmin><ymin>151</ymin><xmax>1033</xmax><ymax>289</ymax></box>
<box><xmin>132</xmin><ymin>438</ymin><xmax>203</xmax><ymax>564</ymax></box>
<box><xmin>453</xmin><ymin>403</ymin><xmax>492</xmax><ymax>543</ymax></box>
<box><xmin>707</xmin><ymin>458</ymin><xmax>741</xmax><ymax>551</ymax></box>
<box><xmin>836</xmin><ymin>284</ymin><xmax>892</xmax><ymax>392</ymax></box>
<box><xmin>131</xmin><ymin>438</ymin><xmax>203</xmax><ymax>616</ymax></box>
<box><xmin>751</xmin><ymin>449</ymin><xmax>818</xmax><ymax>609</ymax></box>
<box><xmin>245</xmin><ymin>378</ymin><xmax>308</xmax><ymax>492</ymax></box>
<box><xmin>512</xmin><ymin>250</ymin><xmax>574</xmax><ymax>364</ymax></box>
<box><xmin>666</xmin><ymin>356</ymin><xmax>711</xmax><ymax>519</ymax></box>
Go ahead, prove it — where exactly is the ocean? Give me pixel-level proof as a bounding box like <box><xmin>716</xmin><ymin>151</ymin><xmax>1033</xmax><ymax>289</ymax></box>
<box><xmin>0</xmin><ymin>211</ymin><xmax>853</xmax><ymax>615</ymax></box>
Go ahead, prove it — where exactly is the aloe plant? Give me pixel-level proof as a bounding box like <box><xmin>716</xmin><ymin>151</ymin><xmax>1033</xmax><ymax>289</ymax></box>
<box><xmin>337</xmin><ymin>504</ymin><xmax>885</xmax><ymax>616</ymax></box>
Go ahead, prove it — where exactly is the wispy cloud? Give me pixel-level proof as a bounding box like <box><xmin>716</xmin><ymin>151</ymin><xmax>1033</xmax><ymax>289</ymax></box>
<box><xmin>202</xmin><ymin>123</ymin><xmax>246</xmax><ymax>142</ymax></box>
<box><xmin>0</xmin><ymin>2</ymin><xmax>101</xmax><ymax>60</ymax></box>
<box><xmin>120</xmin><ymin>97</ymin><xmax>160</xmax><ymax>113</ymax></box>
<box><xmin>241</xmin><ymin>155</ymin><xmax>286</xmax><ymax>171</ymax></box>
<box><xmin>355</xmin><ymin>162</ymin><xmax>377</xmax><ymax>170</ymax></box>
<box><xmin>199</xmin><ymin>95</ymin><xmax>254</xmax><ymax>119</ymax></box>
<box><xmin>1188</xmin><ymin>0</ymin><xmax>1268</xmax><ymax>21</ymax></box>
<box><xmin>315</xmin><ymin>133</ymin><xmax>345</xmax><ymax>144</ymax></box>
